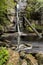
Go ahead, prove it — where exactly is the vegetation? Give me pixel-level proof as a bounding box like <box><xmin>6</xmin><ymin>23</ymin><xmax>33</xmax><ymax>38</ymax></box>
<box><xmin>26</xmin><ymin>0</ymin><xmax>43</xmax><ymax>20</ymax></box>
<box><xmin>0</xmin><ymin>47</ymin><xmax>9</xmax><ymax>65</ymax></box>
<box><xmin>0</xmin><ymin>0</ymin><xmax>43</xmax><ymax>65</ymax></box>
<box><xmin>25</xmin><ymin>0</ymin><xmax>43</xmax><ymax>32</ymax></box>
<box><xmin>0</xmin><ymin>0</ymin><xmax>16</xmax><ymax>33</ymax></box>
<box><xmin>0</xmin><ymin>47</ymin><xmax>43</xmax><ymax>65</ymax></box>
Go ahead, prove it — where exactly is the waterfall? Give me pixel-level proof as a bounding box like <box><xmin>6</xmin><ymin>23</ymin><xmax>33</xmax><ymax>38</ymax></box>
<box><xmin>16</xmin><ymin>0</ymin><xmax>32</xmax><ymax>51</ymax></box>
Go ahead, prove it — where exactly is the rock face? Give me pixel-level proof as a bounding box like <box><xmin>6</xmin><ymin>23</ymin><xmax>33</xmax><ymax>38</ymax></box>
<box><xmin>20</xmin><ymin>51</ymin><xmax>38</xmax><ymax>65</ymax></box>
<box><xmin>36</xmin><ymin>53</ymin><xmax>43</xmax><ymax>65</ymax></box>
<box><xmin>6</xmin><ymin>49</ymin><xmax>19</xmax><ymax>65</ymax></box>
<box><xmin>21</xmin><ymin>59</ymin><xmax>27</xmax><ymax>65</ymax></box>
<box><xmin>2</xmin><ymin>48</ymin><xmax>43</xmax><ymax>65</ymax></box>
<box><xmin>25</xmin><ymin>54</ymin><xmax>38</xmax><ymax>65</ymax></box>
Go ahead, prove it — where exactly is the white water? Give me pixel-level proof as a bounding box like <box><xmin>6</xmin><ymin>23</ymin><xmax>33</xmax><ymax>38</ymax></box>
<box><xmin>16</xmin><ymin>1</ymin><xmax>32</xmax><ymax>51</ymax></box>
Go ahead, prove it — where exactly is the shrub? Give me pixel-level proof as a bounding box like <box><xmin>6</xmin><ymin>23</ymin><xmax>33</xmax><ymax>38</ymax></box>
<box><xmin>0</xmin><ymin>47</ymin><xmax>9</xmax><ymax>65</ymax></box>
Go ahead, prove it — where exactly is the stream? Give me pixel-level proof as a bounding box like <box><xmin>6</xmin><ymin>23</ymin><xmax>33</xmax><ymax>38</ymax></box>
<box><xmin>1</xmin><ymin>32</ymin><xmax>43</xmax><ymax>53</ymax></box>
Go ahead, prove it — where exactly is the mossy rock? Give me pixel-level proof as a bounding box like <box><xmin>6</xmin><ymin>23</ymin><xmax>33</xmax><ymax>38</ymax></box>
<box><xmin>36</xmin><ymin>53</ymin><xmax>43</xmax><ymax>65</ymax></box>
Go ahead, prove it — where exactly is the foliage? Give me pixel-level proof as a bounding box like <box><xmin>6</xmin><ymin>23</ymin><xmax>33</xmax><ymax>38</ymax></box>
<box><xmin>26</xmin><ymin>0</ymin><xmax>43</xmax><ymax>20</ymax></box>
<box><xmin>0</xmin><ymin>0</ymin><xmax>16</xmax><ymax>32</ymax></box>
<box><xmin>0</xmin><ymin>47</ymin><xmax>9</xmax><ymax>65</ymax></box>
<box><xmin>26</xmin><ymin>23</ymin><xmax>35</xmax><ymax>32</ymax></box>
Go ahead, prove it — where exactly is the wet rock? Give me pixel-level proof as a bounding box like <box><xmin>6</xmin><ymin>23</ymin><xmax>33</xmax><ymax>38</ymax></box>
<box><xmin>11</xmin><ymin>46</ymin><xmax>16</xmax><ymax>50</ymax></box>
<box><xmin>20</xmin><ymin>51</ymin><xmax>25</xmax><ymax>57</ymax></box>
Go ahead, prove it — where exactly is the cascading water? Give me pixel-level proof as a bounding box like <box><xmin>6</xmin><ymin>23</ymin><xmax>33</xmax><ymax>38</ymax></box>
<box><xmin>16</xmin><ymin>0</ymin><xmax>32</xmax><ymax>51</ymax></box>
